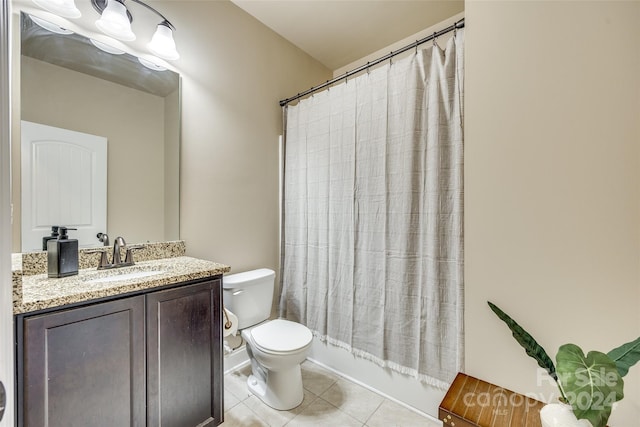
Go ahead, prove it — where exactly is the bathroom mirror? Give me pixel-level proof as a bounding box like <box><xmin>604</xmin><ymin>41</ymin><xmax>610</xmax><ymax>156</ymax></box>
<box><xmin>14</xmin><ymin>12</ymin><xmax>181</xmax><ymax>252</ymax></box>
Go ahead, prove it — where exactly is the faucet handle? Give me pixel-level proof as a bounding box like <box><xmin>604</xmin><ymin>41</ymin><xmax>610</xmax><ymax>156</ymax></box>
<box><xmin>86</xmin><ymin>248</ymin><xmax>110</xmax><ymax>270</ymax></box>
<box><xmin>124</xmin><ymin>245</ymin><xmax>144</xmax><ymax>265</ymax></box>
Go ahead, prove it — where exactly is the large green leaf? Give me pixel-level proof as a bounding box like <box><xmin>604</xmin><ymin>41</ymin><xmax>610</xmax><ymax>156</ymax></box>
<box><xmin>556</xmin><ymin>344</ymin><xmax>624</xmax><ymax>427</ymax></box>
<box><xmin>487</xmin><ymin>301</ymin><xmax>557</xmax><ymax>380</ymax></box>
<box><xmin>607</xmin><ymin>336</ymin><xmax>640</xmax><ymax>377</ymax></box>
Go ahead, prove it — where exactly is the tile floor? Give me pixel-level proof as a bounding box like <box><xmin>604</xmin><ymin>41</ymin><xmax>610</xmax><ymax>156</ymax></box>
<box><xmin>222</xmin><ymin>360</ymin><xmax>442</xmax><ymax>427</ymax></box>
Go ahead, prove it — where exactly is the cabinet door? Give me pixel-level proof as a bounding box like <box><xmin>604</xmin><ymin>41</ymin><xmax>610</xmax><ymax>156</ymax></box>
<box><xmin>146</xmin><ymin>279</ymin><xmax>223</xmax><ymax>427</ymax></box>
<box><xmin>22</xmin><ymin>296</ymin><xmax>146</xmax><ymax>427</ymax></box>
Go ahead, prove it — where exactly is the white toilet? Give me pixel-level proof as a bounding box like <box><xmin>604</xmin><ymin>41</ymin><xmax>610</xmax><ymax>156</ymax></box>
<box><xmin>223</xmin><ymin>268</ymin><xmax>313</xmax><ymax>410</ymax></box>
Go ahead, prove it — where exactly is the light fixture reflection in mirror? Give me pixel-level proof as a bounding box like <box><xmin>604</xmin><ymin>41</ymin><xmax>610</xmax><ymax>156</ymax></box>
<box><xmin>138</xmin><ymin>57</ymin><xmax>167</xmax><ymax>71</ymax></box>
<box><xmin>21</xmin><ymin>13</ymin><xmax>179</xmax><ymax>94</ymax></box>
<box><xmin>30</xmin><ymin>14</ymin><xmax>73</xmax><ymax>34</ymax></box>
<box><xmin>90</xmin><ymin>38</ymin><xmax>125</xmax><ymax>55</ymax></box>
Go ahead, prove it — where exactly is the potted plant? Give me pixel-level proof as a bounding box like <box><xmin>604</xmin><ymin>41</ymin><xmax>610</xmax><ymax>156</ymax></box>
<box><xmin>488</xmin><ymin>301</ymin><xmax>640</xmax><ymax>427</ymax></box>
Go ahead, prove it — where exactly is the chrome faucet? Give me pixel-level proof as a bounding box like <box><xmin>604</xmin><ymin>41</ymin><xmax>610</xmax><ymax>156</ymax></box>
<box><xmin>88</xmin><ymin>236</ymin><xmax>143</xmax><ymax>270</ymax></box>
<box><xmin>112</xmin><ymin>236</ymin><xmax>127</xmax><ymax>265</ymax></box>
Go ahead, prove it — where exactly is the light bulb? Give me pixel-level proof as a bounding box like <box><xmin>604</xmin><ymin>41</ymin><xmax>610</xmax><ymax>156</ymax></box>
<box><xmin>32</xmin><ymin>0</ymin><xmax>81</xmax><ymax>19</ymax></box>
<box><xmin>95</xmin><ymin>0</ymin><xmax>135</xmax><ymax>42</ymax></box>
<box><xmin>148</xmin><ymin>23</ymin><xmax>179</xmax><ymax>61</ymax></box>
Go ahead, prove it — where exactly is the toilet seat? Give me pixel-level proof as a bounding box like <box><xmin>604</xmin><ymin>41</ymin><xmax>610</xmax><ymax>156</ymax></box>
<box><xmin>250</xmin><ymin>319</ymin><xmax>312</xmax><ymax>354</ymax></box>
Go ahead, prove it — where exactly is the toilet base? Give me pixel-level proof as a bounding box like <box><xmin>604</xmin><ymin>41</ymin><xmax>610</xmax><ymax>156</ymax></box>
<box><xmin>247</xmin><ymin>364</ymin><xmax>304</xmax><ymax>411</ymax></box>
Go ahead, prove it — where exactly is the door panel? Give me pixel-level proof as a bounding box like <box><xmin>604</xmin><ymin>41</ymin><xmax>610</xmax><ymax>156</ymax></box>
<box><xmin>21</xmin><ymin>120</ymin><xmax>107</xmax><ymax>251</ymax></box>
<box><xmin>146</xmin><ymin>280</ymin><xmax>223</xmax><ymax>427</ymax></box>
<box><xmin>22</xmin><ymin>296</ymin><xmax>145</xmax><ymax>427</ymax></box>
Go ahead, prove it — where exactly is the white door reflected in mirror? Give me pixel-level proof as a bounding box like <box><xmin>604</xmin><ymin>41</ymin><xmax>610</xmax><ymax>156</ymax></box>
<box><xmin>21</xmin><ymin>121</ymin><xmax>107</xmax><ymax>252</ymax></box>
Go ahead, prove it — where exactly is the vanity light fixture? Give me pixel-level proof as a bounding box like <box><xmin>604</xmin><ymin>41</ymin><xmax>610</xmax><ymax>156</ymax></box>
<box><xmin>32</xmin><ymin>0</ymin><xmax>180</xmax><ymax>61</ymax></box>
<box><xmin>92</xmin><ymin>0</ymin><xmax>179</xmax><ymax>60</ymax></box>
<box><xmin>32</xmin><ymin>0</ymin><xmax>81</xmax><ymax>19</ymax></box>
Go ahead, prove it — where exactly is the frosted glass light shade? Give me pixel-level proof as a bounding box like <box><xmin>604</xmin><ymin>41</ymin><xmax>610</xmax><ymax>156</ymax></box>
<box><xmin>32</xmin><ymin>0</ymin><xmax>81</xmax><ymax>19</ymax></box>
<box><xmin>95</xmin><ymin>0</ymin><xmax>135</xmax><ymax>42</ymax></box>
<box><xmin>148</xmin><ymin>23</ymin><xmax>179</xmax><ymax>61</ymax></box>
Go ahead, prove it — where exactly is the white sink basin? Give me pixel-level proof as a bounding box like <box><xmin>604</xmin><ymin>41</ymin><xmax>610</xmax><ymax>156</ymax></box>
<box><xmin>86</xmin><ymin>270</ymin><xmax>165</xmax><ymax>284</ymax></box>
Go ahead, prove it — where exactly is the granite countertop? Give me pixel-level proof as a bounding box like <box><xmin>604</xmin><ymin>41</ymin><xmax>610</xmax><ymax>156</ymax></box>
<box><xmin>15</xmin><ymin>256</ymin><xmax>230</xmax><ymax>315</ymax></box>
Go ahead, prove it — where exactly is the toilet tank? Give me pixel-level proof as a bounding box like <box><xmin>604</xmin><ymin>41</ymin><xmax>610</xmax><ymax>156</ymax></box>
<box><xmin>223</xmin><ymin>268</ymin><xmax>275</xmax><ymax>330</ymax></box>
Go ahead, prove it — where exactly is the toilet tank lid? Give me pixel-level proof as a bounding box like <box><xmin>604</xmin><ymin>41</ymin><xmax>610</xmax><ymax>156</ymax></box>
<box><xmin>223</xmin><ymin>268</ymin><xmax>275</xmax><ymax>289</ymax></box>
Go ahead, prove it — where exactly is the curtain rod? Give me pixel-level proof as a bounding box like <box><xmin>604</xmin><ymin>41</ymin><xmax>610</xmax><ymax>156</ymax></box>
<box><xmin>279</xmin><ymin>17</ymin><xmax>465</xmax><ymax>107</ymax></box>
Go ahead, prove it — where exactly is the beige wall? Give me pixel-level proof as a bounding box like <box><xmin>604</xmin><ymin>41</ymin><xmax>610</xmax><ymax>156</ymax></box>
<box><xmin>465</xmin><ymin>1</ymin><xmax>640</xmax><ymax>425</ymax></box>
<box><xmin>18</xmin><ymin>57</ymin><xmax>167</xmax><ymax>249</ymax></box>
<box><xmin>156</xmin><ymin>1</ymin><xmax>331</xmax><ymax>276</ymax></box>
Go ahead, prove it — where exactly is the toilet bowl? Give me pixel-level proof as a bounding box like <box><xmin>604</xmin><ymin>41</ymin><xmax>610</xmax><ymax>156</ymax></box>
<box><xmin>223</xmin><ymin>269</ymin><xmax>313</xmax><ymax>410</ymax></box>
<box><xmin>241</xmin><ymin>319</ymin><xmax>312</xmax><ymax>410</ymax></box>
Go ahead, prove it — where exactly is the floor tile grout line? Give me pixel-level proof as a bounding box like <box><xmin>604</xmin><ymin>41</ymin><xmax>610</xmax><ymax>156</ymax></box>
<box><xmin>305</xmin><ymin>357</ymin><xmax>440</xmax><ymax>423</ymax></box>
<box><xmin>361</xmin><ymin>397</ymin><xmax>386</xmax><ymax>426</ymax></box>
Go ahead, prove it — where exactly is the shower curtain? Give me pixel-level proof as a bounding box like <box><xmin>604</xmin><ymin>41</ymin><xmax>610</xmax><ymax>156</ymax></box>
<box><xmin>280</xmin><ymin>30</ymin><xmax>464</xmax><ymax>387</ymax></box>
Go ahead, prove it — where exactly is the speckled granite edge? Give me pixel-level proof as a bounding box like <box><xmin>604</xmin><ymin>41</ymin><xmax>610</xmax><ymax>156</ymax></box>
<box><xmin>12</xmin><ymin>271</ymin><xmax>22</xmax><ymax>313</ymax></box>
<box><xmin>11</xmin><ymin>254</ymin><xmax>23</xmax><ymax>313</ymax></box>
<box><xmin>15</xmin><ymin>256</ymin><xmax>231</xmax><ymax>315</ymax></box>
<box><xmin>19</xmin><ymin>240</ymin><xmax>187</xmax><ymax>276</ymax></box>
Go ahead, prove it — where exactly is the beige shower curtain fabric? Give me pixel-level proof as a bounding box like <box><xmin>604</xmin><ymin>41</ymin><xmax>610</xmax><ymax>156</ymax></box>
<box><xmin>280</xmin><ymin>30</ymin><xmax>464</xmax><ymax>388</ymax></box>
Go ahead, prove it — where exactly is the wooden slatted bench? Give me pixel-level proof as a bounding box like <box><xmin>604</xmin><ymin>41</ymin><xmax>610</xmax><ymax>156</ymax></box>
<box><xmin>439</xmin><ymin>373</ymin><xmax>546</xmax><ymax>427</ymax></box>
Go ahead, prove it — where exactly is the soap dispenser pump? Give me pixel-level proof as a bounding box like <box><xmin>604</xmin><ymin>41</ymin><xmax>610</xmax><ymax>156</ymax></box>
<box><xmin>47</xmin><ymin>226</ymin><xmax>79</xmax><ymax>278</ymax></box>
<box><xmin>42</xmin><ymin>225</ymin><xmax>60</xmax><ymax>251</ymax></box>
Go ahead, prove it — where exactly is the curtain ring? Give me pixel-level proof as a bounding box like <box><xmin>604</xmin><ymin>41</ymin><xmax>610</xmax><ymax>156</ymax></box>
<box><xmin>366</xmin><ymin>61</ymin><xmax>370</xmax><ymax>75</ymax></box>
<box><xmin>389</xmin><ymin>52</ymin><xmax>393</xmax><ymax>66</ymax></box>
<box><xmin>415</xmin><ymin>41</ymin><xmax>419</xmax><ymax>54</ymax></box>
<box><xmin>433</xmin><ymin>32</ymin><xmax>438</xmax><ymax>47</ymax></box>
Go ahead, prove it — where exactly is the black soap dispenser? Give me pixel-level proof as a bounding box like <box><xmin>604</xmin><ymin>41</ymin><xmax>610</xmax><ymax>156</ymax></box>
<box><xmin>42</xmin><ymin>225</ymin><xmax>60</xmax><ymax>251</ymax></box>
<box><xmin>47</xmin><ymin>227</ymin><xmax>79</xmax><ymax>278</ymax></box>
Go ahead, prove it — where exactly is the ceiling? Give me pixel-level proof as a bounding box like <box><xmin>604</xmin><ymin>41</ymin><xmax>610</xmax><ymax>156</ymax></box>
<box><xmin>230</xmin><ymin>0</ymin><xmax>464</xmax><ymax>71</ymax></box>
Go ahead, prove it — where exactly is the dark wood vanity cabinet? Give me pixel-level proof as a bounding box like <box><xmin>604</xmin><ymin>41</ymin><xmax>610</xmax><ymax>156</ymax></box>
<box><xmin>147</xmin><ymin>280</ymin><xmax>223</xmax><ymax>427</ymax></box>
<box><xmin>17</xmin><ymin>277</ymin><xmax>223</xmax><ymax>427</ymax></box>
<box><xmin>22</xmin><ymin>296</ymin><xmax>147</xmax><ymax>427</ymax></box>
